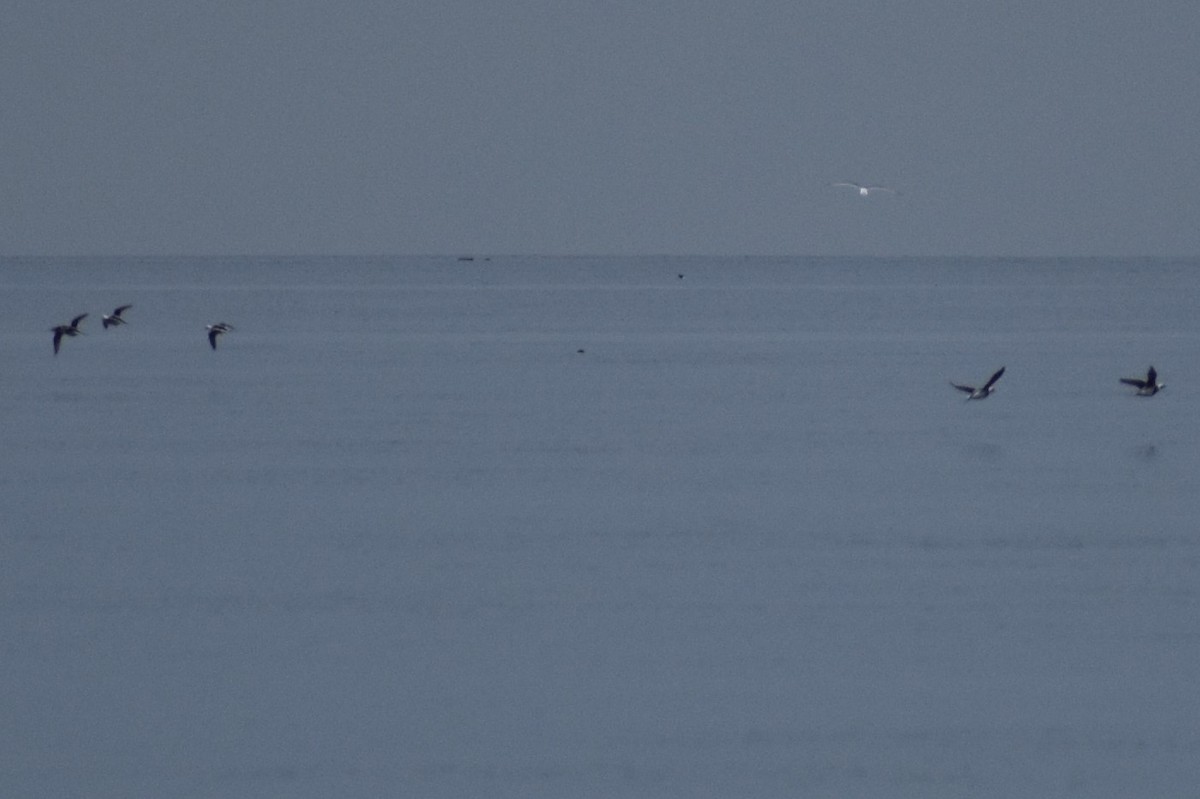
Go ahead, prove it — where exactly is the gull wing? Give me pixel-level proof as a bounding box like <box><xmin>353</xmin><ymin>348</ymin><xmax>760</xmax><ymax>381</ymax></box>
<box><xmin>53</xmin><ymin>328</ymin><xmax>64</xmax><ymax>354</ymax></box>
<box><xmin>69</xmin><ymin>313</ymin><xmax>88</xmax><ymax>328</ymax></box>
<box><xmin>208</xmin><ymin>328</ymin><xmax>220</xmax><ymax>350</ymax></box>
<box><xmin>1120</xmin><ymin>378</ymin><xmax>1147</xmax><ymax>389</ymax></box>
<box><xmin>982</xmin><ymin>367</ymin><xmax>1005</xmax><ymax>392</ymax></box>
<box><xmin>1147</xmin><ymin>366</ymin><xmax>1157</xmax><ymax>386</ymax></box>
<box><xmin>950</xmin><ymin>382</ymin><xmax>976</xmax><ymax>395</ymax></box>
<box><xmin>113</xmin><ymin>304</ymin><xmax>132</xmax><ymax>317</ymax></box>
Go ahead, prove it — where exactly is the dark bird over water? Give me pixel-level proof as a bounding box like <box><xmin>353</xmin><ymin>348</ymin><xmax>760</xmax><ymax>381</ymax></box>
<box><xmin>950</xmin><ymin>366</ymin><xmax>1006</xmax><ymax>400</ymax></box>
<box><xmin>206</xmin><ymin>322</ymin><xmax>234</xmax><ymax>350</ymax></box>
<box><xmin>102</xmin><ymin>304</ymin><xmax>132</xmax><ymax>328</ymax></box>
<box><xmin>51</xmin><ymin>313</ymin><xmax>87</xmax><ymax>355</ymax></box>
<box><xmin>1120</xmin><ymin>365</ymin><xmax>1164</xmax><ymax>396</ymax></box>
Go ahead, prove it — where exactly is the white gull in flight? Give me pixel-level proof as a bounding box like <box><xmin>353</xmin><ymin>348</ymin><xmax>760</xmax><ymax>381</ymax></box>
<box><xmin>831</xmin><ymin>181</ymin><xmax>898</xmax><ymax>197</ymax></box>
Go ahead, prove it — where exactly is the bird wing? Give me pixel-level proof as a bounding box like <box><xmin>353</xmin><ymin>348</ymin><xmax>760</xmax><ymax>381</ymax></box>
<box><xmin>208</xmin><ymin>329</ymin><xmax>219</xmax><ymax>349</ymax></box>
<box><xmin>831</xmin><ymin>182</ymin><xmax>863</xmax><ymax>189</ymax></box>
<box><xmin>53</xmin><ymin>328</ymin><xmax>63</xmax><ymax>354</ymax></box>
<box><xmin>982</xmin><ymin>367</ymin><xmax>1005</xmax><ymax>391</ymax></box>
<box><xmin>1147</xmin><ymin>366</ymin><xmax>1157</xmax><ymax>385</ymax></box>
<box><xmin>70</xmin><ymin>313</ymin><xmax>88</xmax><ymax>327</ymax></box>
<box><xmin>865</xmin><ymin>186</ymin><xmax>897</xmax><ymax>194</ymax></box>
<box><xmin>113</xmin><ymin>304</ymin><xmax>132</xmax><ymax>317</ymax></box>
<box><xmin>950</xmin><ymin>382</ymin><xmax>975</xmax><ymax>394</ymax></box>
<box><xmin>1120</xmin><ymin>378</ymin><xmax>1147</xmax><ymax>388</ymax></box>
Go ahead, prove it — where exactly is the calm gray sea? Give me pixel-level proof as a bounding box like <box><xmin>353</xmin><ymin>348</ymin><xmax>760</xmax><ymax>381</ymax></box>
<box><xmin>3</xmin><ymin>256</ymin><xmax>1199</xmax><ymax>798</ymax></box>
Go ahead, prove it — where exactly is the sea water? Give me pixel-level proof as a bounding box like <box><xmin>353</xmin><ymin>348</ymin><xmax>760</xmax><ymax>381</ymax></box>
<box><xmin>2</xmin><ymin>256</ymin><xmax>1199</xmax><ymax>797</ymax></box>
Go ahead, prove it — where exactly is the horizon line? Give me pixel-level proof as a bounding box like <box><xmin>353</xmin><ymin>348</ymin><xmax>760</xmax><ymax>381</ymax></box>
<box><xmin>3</xmin><ymin>252</ymin><xmax>1199</xmax><ymax>261</ymax></box>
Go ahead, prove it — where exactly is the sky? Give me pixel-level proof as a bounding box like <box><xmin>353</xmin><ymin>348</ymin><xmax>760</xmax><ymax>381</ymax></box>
<box><xmin>3</xmin><ymin>0</ymin><xmax>1199</xmax><ymax>257</ymax></box>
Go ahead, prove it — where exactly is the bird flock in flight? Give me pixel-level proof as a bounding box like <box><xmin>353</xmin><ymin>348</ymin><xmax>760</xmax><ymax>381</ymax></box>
<box><xmin>51</xmin><ymin>305</ymin><xmax>235</xmax><ymax>354</ymax></box>
<box><xmin>829</xmin><ymin>180</ymin><xmax>1165</xmax><ymax>401</ymax></box>
<box><xmin>950</xmin><ymin>365</ymin><xmax>1164</xmax><ymax>400</ymax></box>
<box><xmin>50</xmin><ymin>305</ymin><xmax>1164</xmax><ymax>401</ymax></box>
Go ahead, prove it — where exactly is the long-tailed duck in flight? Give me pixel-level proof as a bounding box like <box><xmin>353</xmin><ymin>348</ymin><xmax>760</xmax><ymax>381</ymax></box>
<box><xmin>831</xmin><ymin>181</ymin><xmax>898</xmax><ymax>197</ymax></box>
<box><xmin>951</xmin><ymin>366</ymin><xmax>1005</xmax><ymax>400</ymax></box>
<box><xmin>206</xmin><ymin>322</ymin><xmax>234</xmax><ymax>350</ymax></box>
<box><xmin>102</xmin><ymin>304</ymin><xmax>132</xmax><ymax>328</ymax></box>
<box><xmin>1120</xmin><ymin>365</ymin><xmax>1164</xmax><ymax>396</ymax></box>
<box><xmin>51</xmin><ymin>313</ymin><xmax>87</xmax><ymax>355</ymax></box>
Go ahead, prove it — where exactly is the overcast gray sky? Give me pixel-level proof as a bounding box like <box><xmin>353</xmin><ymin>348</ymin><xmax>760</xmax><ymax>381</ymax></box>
<box><xmin>4</xmin><ymin>1</ymin><xmax>1198</xmax><ymax>256</ymax></box>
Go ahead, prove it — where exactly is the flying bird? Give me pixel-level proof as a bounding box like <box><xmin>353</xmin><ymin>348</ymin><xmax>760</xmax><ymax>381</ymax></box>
<box><xmin>51</xmin><ymin>313</ymin><xmax>87</xmax><ymax>355</ymax></box>
<box><xmin>102</xmin><ymin>304</ymin><xmax>132</xmax><ymax>328</ymax></box>
<box><xmin>206</xmin><ymin>322</ymin><xmax>234</xmax><ymax>350</ymax></box>
<box><xmin>1120</xmin><ymin>365</ymin><xmax>1164</xmax><ymax>396</ymax></box>
<box><xmin>950</xmin><ymin>366</ymin><xmax>1006</xmax><ymax>400</ymax></box>
<box><xmin>831</xmin><ymin>181</ymin><xmax>898</xmax><ymax>197</ymax></box>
